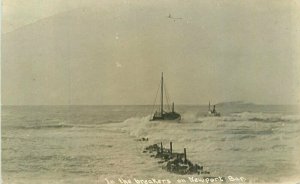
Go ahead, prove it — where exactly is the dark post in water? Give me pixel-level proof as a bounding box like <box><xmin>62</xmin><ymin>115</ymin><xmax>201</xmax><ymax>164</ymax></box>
<box><xmin>161</xmin><ymin>142</ymin><xmax>163</xmax><ymax>153</ymax></box>
<box><xmin>184</xmin><ymin>148</ymin><xmax>187</xmax><ymax>163</ymax></box>
<box><xmin>170</xmin><ymin>142</ymin><xmax>173</xmax><ymax>156</ymax></box>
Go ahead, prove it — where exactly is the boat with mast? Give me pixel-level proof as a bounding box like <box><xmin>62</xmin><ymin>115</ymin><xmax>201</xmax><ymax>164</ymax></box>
<box><xmin>207</xmin><ymin>101</ymin><xmax>221</xmax><ymax>117</ymax></box>
<box><xmin>150</xmin><ymin>73</ymin><xmax>181</xmax><ymax>121</ymax></box>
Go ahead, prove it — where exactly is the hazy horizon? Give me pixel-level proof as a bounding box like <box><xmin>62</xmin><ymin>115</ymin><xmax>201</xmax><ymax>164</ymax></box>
<box><xmin>2</xmin><ymin>102</ymin><xmax>300</xmax><ymax>106</ymax></box>
<box><xmin>2</xmin><ymin>0</ymin><xmax>300</xmax><ymax>105</ymax></box>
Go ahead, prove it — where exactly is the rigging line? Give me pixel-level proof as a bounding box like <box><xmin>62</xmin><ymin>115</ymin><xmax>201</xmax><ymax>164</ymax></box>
<box><xmin>166</xmin><ymin>92</ymin><xmax>171</xmax><ymax>111</ymax></box>
<box><xmin>166</xmin><ymin>84</ymin><xmax>172</xmax><ymax>111</ymax></box>
<box><xmin>164</xmin><ymin>82</ymin><xmax>171</xmax><ymax>111</ymax></box>
<box><xmin>150</xmin><ymin>82</ymin><xmax>161</xmax><ymax>116</ymax></box>
<box><xmin>164</xmin><ymin>83</ymin><xmax>170</xmax><ymax>111</ymax></box>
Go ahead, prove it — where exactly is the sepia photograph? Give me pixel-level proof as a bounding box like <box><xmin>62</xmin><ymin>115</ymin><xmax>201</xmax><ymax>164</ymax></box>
<box><xmin>1</xmin><ymin>0</ymin><xmax>300</xmax><ymax>183</ymax></box>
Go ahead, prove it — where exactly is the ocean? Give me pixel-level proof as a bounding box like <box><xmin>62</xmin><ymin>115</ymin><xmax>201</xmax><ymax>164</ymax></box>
<box><xmin>2</xmin><ymin>105</ymin><xmax>300</xmax><ymax>184</ymax></box>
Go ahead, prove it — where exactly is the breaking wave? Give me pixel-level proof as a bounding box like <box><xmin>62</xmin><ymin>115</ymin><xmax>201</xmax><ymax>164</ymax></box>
<box><xmin>15</xmin><ymin>123</ymin><xmax>74</xmax><ymax>130</ymax></box>
<box><xmin>118</xmin><ymin>111</ymin><xmax>300</xmax><ymax>140</ymax></box>
<box><xmin>226</xmin><ymin>112</ymin><xmax>300</xmax><ymax>123</ymax></box>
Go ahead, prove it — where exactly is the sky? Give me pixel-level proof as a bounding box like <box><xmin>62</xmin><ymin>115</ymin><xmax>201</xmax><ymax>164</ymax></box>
<box><xmin>2</xmin><ymin>0</ymin><xmax>300</xmax><ymax>105</ymax></box>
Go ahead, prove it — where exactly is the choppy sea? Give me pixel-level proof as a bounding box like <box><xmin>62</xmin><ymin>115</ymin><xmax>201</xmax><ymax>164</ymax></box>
<box><xmin>2</xmin><ymin>105</ymin><xmax>300</xmax><ymax>184</ymax></box>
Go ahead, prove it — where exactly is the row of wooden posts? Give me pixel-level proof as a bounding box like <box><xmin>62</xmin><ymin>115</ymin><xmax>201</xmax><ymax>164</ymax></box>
<box><xmin>144</xmin><ymin>141</ymin><xmax>209</xmax><ymax>175</ymax></box>
<box><xmin>158</xmin><ymin>141</ymin><xmax>187</xmax><ymax>163</ymax></box>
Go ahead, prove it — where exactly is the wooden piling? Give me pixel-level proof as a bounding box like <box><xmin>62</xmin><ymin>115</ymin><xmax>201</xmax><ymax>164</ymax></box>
<box><xmin>184</xmin><ymin>148</ymin><xmax>187</xmax><ymax>163</ymax></box>
<box><xmin>169</xmin><ymin>142</ymin><xmax>173</xmax><ymax>158</ymax></box>
<box><xmin>144</xmin><ymin>143</ymin><xmax>210</xmax><ymax>175</ymax></box>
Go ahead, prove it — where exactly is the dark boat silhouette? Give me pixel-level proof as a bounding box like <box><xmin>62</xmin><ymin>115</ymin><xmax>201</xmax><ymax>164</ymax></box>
<box><xmin>207</xmin><ymin>101</ymin><xmax>221</xmax><ymax>117</ymax></box>
<box><xmin>150</xmin><ymin>73</ymin><xmax>181</xmax><ymax>121</ymax></box>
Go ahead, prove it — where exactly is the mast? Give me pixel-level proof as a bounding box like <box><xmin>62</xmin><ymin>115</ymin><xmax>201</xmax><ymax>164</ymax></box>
<box><xmin>161</xmin><ymin>72</ymin><xmax>164</xmax><ymax>116</ymax></box>
<box><xmin>172</xmin><ymin>102</ymin><xmax>174</xmax><ymax>113</ymax></box>
<box><xmin>209</xmin><ymin>101</ymin><xmax>211</xmax><ymax>111</ymax></box>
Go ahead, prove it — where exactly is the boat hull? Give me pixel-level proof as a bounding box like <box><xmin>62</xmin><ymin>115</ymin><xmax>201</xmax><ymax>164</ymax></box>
<box><xmin>207</xmin><ymin>111</ymin><xmax>221</xmax><ymax>117</ymax></box>
<box><xmin>150</xmin><ymin>112</ymin><xmax>181</xmax><ymax>121</ymax></box>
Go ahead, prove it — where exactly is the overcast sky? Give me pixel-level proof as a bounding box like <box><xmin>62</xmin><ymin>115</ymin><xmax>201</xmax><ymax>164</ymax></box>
<box><xmin>2</xmin><ymin>0</ymin><xmax>300</xmax><ymax>105</ymax></box>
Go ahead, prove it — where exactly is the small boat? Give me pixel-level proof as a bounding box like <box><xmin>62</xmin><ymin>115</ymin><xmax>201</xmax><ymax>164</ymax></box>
<box><xmin>150</xmin><ymin>73</ymin><xmax>181</xmax><ymax>121</ymax></box>
<box><xmin>207</xmin><ymin>101</ymin><xmax>221</xmax><ymax>117</ymax></box>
